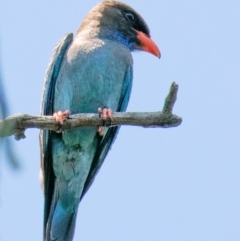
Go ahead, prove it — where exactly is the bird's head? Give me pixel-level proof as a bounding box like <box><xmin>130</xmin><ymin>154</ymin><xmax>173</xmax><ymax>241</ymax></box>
<box><xmin>78</xmin><ymin>1</ymin><xmax>160</xmax><ymax>58</ymax></box>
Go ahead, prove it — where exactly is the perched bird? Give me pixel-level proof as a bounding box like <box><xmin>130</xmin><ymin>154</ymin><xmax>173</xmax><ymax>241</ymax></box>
<box><xmin>40</xmin><ymin>1</ymin><xmax>160</xmax><ymax>240</ymax></box>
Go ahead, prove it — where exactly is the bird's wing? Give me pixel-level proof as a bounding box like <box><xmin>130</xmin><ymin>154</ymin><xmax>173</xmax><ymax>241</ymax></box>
<box><xmin>80</xmin><ymin>65</ymin><xmax>133</xmax><ymax>200</ymax></box>
<box><xmin>39</xmin><ymin>33</ymin><xmax>73</xmax><ymax>233</ymax></box>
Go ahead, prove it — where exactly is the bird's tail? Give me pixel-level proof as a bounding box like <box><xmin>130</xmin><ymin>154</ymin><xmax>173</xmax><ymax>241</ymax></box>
<box><xmin>45</xmin><ymin>199</ymin><xmax>77</xmax><ymax>241</ymax></box>
<box><xmin>51</xmin><ymin>201</ymin><xmax>77</xmax><ymax>241</ymax></box>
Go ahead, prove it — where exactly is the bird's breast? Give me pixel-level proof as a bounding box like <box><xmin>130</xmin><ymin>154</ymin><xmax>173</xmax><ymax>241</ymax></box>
<box><xmin>53</xmin><ymin>38</ymin><xmax>133</xmax><ymax>147</ymax></box>
<box><xmin>54</xmin><ymin>38</ymin><xmax>133</xmax><ymax>115</ymax></box>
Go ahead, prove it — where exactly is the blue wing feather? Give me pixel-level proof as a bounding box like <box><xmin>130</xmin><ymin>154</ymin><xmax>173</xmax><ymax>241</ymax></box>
<box><xmin>40</xmin><ymin>33</ymin><xmax>73</xmax><ymax>240</ymax></box>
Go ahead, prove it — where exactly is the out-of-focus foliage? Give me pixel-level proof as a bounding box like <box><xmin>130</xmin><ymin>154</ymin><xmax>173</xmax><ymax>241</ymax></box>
<box><xmin>0</xmin><ymin>65</ymin><xmax>20</xmax><ymax>169</ymax></box>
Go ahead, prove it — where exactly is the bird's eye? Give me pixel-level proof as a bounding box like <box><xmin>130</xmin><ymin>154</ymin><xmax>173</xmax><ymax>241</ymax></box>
<box><xmin>125</xmin><ymin>12</ymin><xmax>135</xmax><ymax>22</ymax></box>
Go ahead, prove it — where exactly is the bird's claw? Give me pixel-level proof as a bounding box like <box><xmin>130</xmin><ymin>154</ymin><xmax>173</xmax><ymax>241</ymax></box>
<box><xmin>53</xmin><ymin>110</ymin><xmax>69</xmax><ymax>132</ymax></box>
<box><xmin>98</xmin><ymin>107</ymin><xmax>112</xmax><ymax>136</ymax></box>
<box><xmin>53</xmin><ymin>110</ymin><xmax>70</xmax><ymax>124</ymax></box>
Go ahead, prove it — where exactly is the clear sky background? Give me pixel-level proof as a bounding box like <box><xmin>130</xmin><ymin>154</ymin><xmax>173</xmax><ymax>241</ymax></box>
<box><xmin>0</xmin><ymin>1</ymin><xmax>240</xmax><ymax>240</ymax></box>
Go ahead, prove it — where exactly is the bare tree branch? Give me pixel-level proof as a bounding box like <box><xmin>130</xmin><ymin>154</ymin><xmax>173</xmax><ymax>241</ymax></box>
<box><xmin>0</xmin><ymin>82</ymin><xmax>182</xmax><ymax>141</ymax></box>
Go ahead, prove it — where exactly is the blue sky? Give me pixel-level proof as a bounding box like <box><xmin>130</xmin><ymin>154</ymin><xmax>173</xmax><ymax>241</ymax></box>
<box><xmin>0</xmin><ymin>1</ymin><xmax>240</xmax><ymax>240</ymax></box>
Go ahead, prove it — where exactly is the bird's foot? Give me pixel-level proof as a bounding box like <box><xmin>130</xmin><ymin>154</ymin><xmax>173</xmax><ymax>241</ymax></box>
<box><xmin>53</xmin><ymin>110</ymin><xmax>69</xmax><ymax>132</ymax></box>
<box><xmin>53</xmin><ymin>110</ymin><xmax>70</xmax><ymax>124</ymax></box>
<box><xmin>98</xmin><ymin>107</ymin><xmax>112</xmax><ymax>136</ymax></box>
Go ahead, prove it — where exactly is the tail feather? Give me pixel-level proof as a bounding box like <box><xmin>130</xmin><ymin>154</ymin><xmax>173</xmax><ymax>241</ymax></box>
<box><xmin>51</xmin><ymin>202</ymin><xmax>77</xmax><ymax>241</ymax></box>
<box><xmin>45</xmin><ymin>201</ymin><xmax>77</xmax><ymax>241</ymax></box>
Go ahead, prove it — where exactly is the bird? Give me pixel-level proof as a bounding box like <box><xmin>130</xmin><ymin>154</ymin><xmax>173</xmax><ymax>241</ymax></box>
<box><xmin>39</xmin><ymin>1</ymin><xmax>160</xmax><ymax>240</ymax></box>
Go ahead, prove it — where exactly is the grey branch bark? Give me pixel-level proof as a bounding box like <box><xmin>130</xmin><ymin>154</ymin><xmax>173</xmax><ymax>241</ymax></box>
<box><xmin>0</xmin><ymin>82</ymin><xmax>182</xmax><ymax>141</ymax></box>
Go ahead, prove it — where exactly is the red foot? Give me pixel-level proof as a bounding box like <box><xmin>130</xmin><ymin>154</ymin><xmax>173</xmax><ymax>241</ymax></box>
<box><xmin>53</xmin><ymin>110</ymin><xmax>69</xmax><ymax>125</ymax></box>
<box><xmin>98</xmin><ymin>107</ymin><xmax>112</xmax><ymax>136</ymax></box>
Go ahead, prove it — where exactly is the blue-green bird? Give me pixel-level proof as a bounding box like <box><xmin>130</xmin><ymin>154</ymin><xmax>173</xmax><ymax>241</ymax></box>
<box><xmin>40</xmin><ymin>1</ymin><xmax>160</xmax><ymax>240</ymax></box>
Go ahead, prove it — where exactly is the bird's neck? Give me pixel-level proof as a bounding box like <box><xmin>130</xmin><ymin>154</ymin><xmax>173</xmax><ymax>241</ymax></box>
<box><xmin>76</xmin><ymin>19</ymin><xmax>100</xmax><ymax>39</ymax></box>
<box><xmin>76</xmin><ymin>14</ymin><xmax>134</xmax><ymax>51</ymax></box>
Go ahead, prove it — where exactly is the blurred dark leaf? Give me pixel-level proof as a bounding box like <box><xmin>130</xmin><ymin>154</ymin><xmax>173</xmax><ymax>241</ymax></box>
<box><xmin>0</xmin><ymin>62</ymin><xmax>20</xmax><ymax>169</ymax></box>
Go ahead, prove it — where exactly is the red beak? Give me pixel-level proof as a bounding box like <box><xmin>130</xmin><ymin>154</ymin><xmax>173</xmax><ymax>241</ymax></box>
<box><xmin>136</xmin><ymin>30</ymin><xmax>161</xmax><ymax>58</ymax></box>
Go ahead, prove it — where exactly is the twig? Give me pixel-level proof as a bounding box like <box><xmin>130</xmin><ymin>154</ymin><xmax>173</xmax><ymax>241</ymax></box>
<box><xmin>0</xmin><ymin>82</ymin><xmax>182</xmax><ymax>140</ymax></box>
